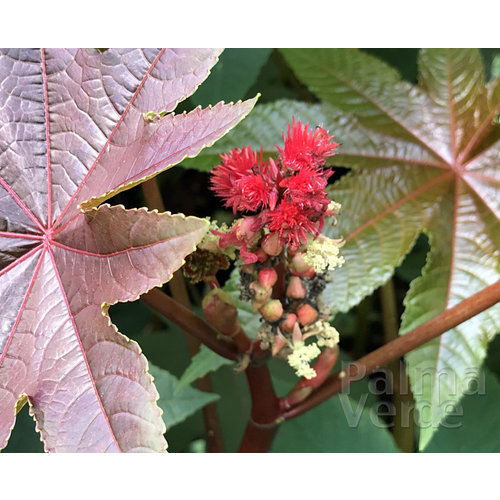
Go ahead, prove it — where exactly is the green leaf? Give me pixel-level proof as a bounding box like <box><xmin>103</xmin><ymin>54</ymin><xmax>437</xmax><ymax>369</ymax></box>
<box><xmin>175</xmin><ymin>344</ymin><xmax>234</xmax><ymax>394</ymax></box>
<box><xmin>280</xmin><ymin>48</ymin><xmax>451</xmax><ymax>160</ymax></box>
<box><xmin>424</xmin><ymin>369</ymin><xmax>500</xmax><ymax>452</ymax></box>
<box><xmin>272</xmin><ymin>395</ymin><xmax>400</xmax><ymax>452</ymax></box>
<box><xmin>323</xmin><ymin>165</ymin><xmax>449</xmax><ymax>313</ymax></box>
<box><xmin>149</xmin><ymin>363</ymin><xmax>219</xmax><ymax>431</ymax></box>
<box><xmin>418</xmin><ymin>49</ymin><xmax>487</xmax><ymax>157</ymax></box>
<box><xmin>401</xmin><ymin>181</ymin><xmax>499</xmax><ymax>450</ymax></box>
<box><xmin>190</xmin><ymin>48</ymin><xmax>272</xmax><ymax>108</ymax></box>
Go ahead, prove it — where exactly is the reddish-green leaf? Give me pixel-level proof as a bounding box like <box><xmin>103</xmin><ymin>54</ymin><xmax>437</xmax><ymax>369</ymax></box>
<box><xmin>0</xmin><ymin>48</ymin><xmax>257</xmax><ymax>452</ymax></box>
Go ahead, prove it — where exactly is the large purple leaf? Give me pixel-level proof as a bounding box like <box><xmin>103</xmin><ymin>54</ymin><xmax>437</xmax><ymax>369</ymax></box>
<box><xmin>0</xmin><ymin>48</ymin><xmax>257</xmax><ymax>452</ymax></box>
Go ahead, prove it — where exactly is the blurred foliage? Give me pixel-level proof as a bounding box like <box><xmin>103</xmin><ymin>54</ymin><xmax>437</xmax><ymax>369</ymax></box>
<box><xmin>188</xmin><ymin>48</ymin><xmax>272</xmax><ymax>107</ymax></box>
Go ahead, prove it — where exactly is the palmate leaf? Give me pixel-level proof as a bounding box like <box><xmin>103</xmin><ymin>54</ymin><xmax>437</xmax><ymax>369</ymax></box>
<box><xmin>192</xmin><ymin>49</ymin><xmax>499</xmax><ymax>450</ymax></box>
<box><xmin>281</xmin><ymin>48</ymin><xmax>500</xmax><ymax>449</ymax></box>
<box><xmin>0</xmin><ymin>48</ymin><xmax>257</xmax><ymax>452</ymax></box>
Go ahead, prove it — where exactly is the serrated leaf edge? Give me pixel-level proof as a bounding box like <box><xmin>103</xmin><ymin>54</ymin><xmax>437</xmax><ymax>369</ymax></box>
<box><xmin>78</xmin><ymin>97</ymin><xmax>260</xmax><ymax>213</ymax></box>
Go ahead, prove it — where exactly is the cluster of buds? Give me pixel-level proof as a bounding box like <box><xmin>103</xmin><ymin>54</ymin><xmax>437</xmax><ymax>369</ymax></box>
<box><xmin>194</xmin><ymin>119</ymin><xmax>344</xmax><ymax>379</ymax></box>
<box><xmin>248</xmin><ymin>250</ymin><xmax>340</xmax><ymax>379</ymax></box>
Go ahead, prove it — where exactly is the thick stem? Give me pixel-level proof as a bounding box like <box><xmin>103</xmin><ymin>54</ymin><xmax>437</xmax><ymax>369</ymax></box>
<box><xmin>229</xmin><ymin>326</ymin><xmax>253</xmax><ymax>354</ymax></box>
<box><xmin>142</xmin><ymin>284</ymin><xmax>241</xmax><ymax>363</ymax></box>
<box><xmin>239</xmin><ymin>363</ymin><xmax>281</xmax><ymax>453</ymax></box>
<box><xmin>282</xmin><ymin>280</ymin><xmax>500</xmax><ymax>420</ymax></box>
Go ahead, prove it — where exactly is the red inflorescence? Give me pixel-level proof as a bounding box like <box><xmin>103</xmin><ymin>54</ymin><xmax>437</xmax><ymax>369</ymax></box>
<box><xmin>210</xmin><ymin>119</ymin><xmax>339</xmax><ymax>253</ymax></box>
<box><xmin>277</xmin><ymin>118</ymin><xmax>339</xmax><ymax>171</ymax></box>
<box><xmin>210</xmin><ymin>146</ymin><xmax>278</xmax><ymax>214</ymax></box>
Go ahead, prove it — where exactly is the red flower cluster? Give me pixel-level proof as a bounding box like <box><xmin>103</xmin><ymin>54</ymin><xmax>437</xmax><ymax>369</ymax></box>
<box><xmin>210</xmin><ymin>147</ymin><xmax>279</xmax><ymax>213</ymax></box>
<box><xmin>210</xmin><ymin>119</ymin><xmax>339</xmax><ymax>259</ymax></box>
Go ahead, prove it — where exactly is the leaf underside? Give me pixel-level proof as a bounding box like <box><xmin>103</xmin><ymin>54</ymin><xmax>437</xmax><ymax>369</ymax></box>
<box><xmin>194</xmin><ymin>48</ymin><xmax>500</xmax><ymax>449</ymax></box>
<box><xmin>0</xmin><ymin>48</ymin><xmax>257</xmax><ymax>452</ymax></box>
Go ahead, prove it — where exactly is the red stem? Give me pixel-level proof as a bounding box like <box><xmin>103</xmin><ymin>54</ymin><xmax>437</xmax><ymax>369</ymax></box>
<box><xmin>238</xmin><ymin>363</ymin><xmax>281</xmax><ymax>453</ymax></box>
<box><xmin>282</xmin><ymin>280</ymin><xmax>500</xmax><ymax>420</ymax></box>
<box><xmin>280</xmin><ymin>346</ymin><xmax>339</xmax><ymax>411</ymax></box>
<box><xmin>141</xmin><ymin>288</ymin><xmax>239</xmax><ymax>361</ymax></box>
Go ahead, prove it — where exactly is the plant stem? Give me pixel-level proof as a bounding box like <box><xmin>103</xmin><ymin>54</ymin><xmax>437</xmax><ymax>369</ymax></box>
<box><xmin>380</xmin><ymin>279</ymin><xmax>415</xmax><ymax>452</ymax></box>
<box><xmin>282</xmin><ymin>279</ymin><xmax>500</xmax><ymax>420</ymax></box>
<box><xmin>238</xmin><ymin>363</ymin><xmax>281</xmax><ymax>453</ymax></box>
<box><xmin>168</xmin><ymin>273</ymin><xmax>225</xmax><ymax>452</ymax></box>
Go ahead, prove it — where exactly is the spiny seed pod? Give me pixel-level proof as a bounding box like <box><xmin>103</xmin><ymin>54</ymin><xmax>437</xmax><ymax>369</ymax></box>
<box><xmin>258</xmin><ymin>268</ymin><xmax>278</xmax><ymax>290</ymax></box>
<box><xmin>296</xmin><ymin>303</ymin><xmax>318</xmax><ymax>326</ymax></box>
<box><xmin>280</xmin><ymin>313</ymin><xmax>297</xmax><ymax>333</ymax></box>
<box><xmin>259</xmin><ymin>299</ymin><xmax>284</xmax><ymax>323</ymax></box>
<box><xmin>261</xmin><ymin>232</ymin><xmax>283</xmax><ymax>256</ymax></box>
<box><xmin>286</xmin><ymin>276</ymin><xmax>307</xmax><ymax>299</ymax></box>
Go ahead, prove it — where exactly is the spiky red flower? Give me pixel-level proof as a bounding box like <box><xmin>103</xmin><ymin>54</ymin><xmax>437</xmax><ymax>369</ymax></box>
<box><xmin>210</xmin><ymin>146</ymin><xmax>278</xmax><ymax>213</ymax></box>
<box><xmin>276</xmin><ymin>119</ymin><xmax>339</xmax><ymax>171</ymax></box>
<box><xmin>210</xmin><ymin>118</ymin><xmax>340</xmax><ymax>256</ymax></box>
<box><xmin>238</xmin><ymin>174</ymin><xmax>274</xmax><ymax>212</ymax></box>
<box><xmin>266</xmin><ymin>199</ymin><xmax>319</xmax><ymax>250</ymax></box>
<box><xmin>210</xmin><ymin>146</ymin><xmax>257</xmax><ymax>213</ymax></box>
<box><xmin>280</xmin><ymin>165</ymin><xmax>333</xmax><ymax>213</ymax></box>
